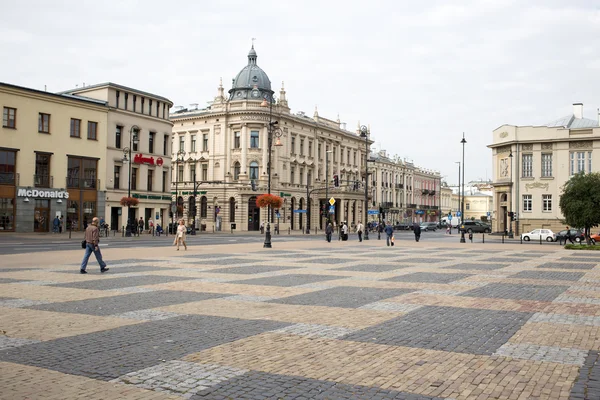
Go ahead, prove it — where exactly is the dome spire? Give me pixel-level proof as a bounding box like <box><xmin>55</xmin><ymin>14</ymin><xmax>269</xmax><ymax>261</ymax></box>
<box><xmin>248</xmin><ymin>40</ymin><xmax>257</xmax><ymax>65</ymax></box>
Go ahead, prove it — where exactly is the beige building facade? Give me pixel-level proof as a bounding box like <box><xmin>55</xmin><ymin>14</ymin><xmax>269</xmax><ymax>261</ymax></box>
<box><xmin>489</xmin><ymin>103</ymin><xmax>600</xmax><ymax>234</ymax></box>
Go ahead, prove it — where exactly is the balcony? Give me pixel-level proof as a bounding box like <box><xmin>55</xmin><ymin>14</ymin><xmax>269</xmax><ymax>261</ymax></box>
<box><xmin>407</xmin><ymin>203</ymin><xmax>417</xmax><ymax>208</ymax></box>
<box><xmin>422</xmin><ymin>189</ymin><xmax>429</xmax><ymax>195</ymax></box>
<box><xmin>34</xmin><ymin>174</ymin><xmax>53</xmax><ymax>188</ymax></box>
<box><xmin>429</xmin><ymin>190</ymin><xmax>436</xmax><ymax>196</ymax></box>
<box><xmin>66</xmin><ymin>177</ymin><xmax>100</xmax><ymax>189</ymax></box>
<box><xmin>396</xmin><ymin>183</ymin><xmax>404</xmax><ymax>189</ymax></box>
<box><xmin>0</xmin><ymin>172</ymin><xmax>18</xmax><ymax>186</ymax></box>
<box><xmin>380</xmin><ymin>202</ymin><xmax>394</xmax><ymax>208</ymax></box>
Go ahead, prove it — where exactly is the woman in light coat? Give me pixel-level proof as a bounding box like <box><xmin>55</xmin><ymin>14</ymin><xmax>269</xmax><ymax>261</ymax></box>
<box><xmin>173</xmin><ymin>219</ymin><xmax>188</xmax><ymax>250</ymax></box>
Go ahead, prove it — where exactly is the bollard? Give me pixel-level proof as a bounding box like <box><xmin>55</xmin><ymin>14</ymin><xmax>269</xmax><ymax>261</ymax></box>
<box><xmin>540</xmin><ymin>235</ymin><xmax>542</xmax><ymax>245</ymax></box>
<box><xmin>122</xmin><ymin>226</ymin><xmax>125</xmax><ymax>237</ymax></box>
<box><xmin>482</xmin><ymin>233</ymin><xmax>485</xmax><ymax>243</ymax></box>
<box><xmin>520</xmin><ymin>236</ymin><xmax>523</xmax><ymax>244</ymax></box>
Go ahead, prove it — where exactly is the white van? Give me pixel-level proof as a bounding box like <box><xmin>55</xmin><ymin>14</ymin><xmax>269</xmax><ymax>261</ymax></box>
<box><xmin>441</xmin><ymin>216</ymin><xmax>461</xmax><ymax>227</ymax></box>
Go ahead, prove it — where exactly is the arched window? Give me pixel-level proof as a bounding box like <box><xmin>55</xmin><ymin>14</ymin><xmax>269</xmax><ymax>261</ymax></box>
<box><xmin>233</xmin><ymin>162</ymin><xmax>240</xmax><ymax>180</ymax></box>
<box><xmin>249</xmin><ymin>162</ymin><xmax>258</xmax><ymax>180</ymax></box>
<box><xmin>229</xmin><ymin>197</ymin><xmax>236</xmax><ymax>222</ymax></box>
<box><xmin>188</xmin><ymin>196</ymin><xmax>196</xmax><ymax>218</ymax></box>
<box><xmin>200</xmin><ymin>196</ymin><xmax>207</xmax><ymax>218</ymax></box>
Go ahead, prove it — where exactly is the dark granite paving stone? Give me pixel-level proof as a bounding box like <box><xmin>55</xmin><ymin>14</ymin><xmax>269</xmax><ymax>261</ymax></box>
<box><xmin>0</xmin><ymin>315</ymin><xmax>288</xmax><ymax>381</ymax></box>
<box><xmin>49</xmin><ymin>275</ymin><xmax>194</xmax><ymax>290</ymax></box>
<box><xmin>383</xmin><ymin>272</ymin><xmax>473</xmax><ymax>284</ymax></box>
<box><xmin>54</xmin><ymin>265</ymin><xmax>169</xmax><ymax>275</ymax></box>
<box><xmin>394</xmin><ymin>258</ymin><xmax>447</xmax><ymax>264</ymax></box>
<box><xmin>175</xmin><ymin>253</ymin><xmax>243</xmax><ymax>259</ymax></box>
<box><xmin>559</xmin><ymin>257</ymin><xmax>600</xmax><ymax>263</ymax></box>
<box><xmin>506</xmin><ymin>253</ymin><xmax>542</xmax><ymax>258</ymax></box>
<box><xmin>335</xmin><ymin>263</ymin><xmax>411</xmax><ymax>272</ymax></box>
<box><xmin>204</xmin><ymin>265</ymin><xmax>301</xmax><ymax>274</ymax></box>
<box><xmin>0</xmin><ymin>268</ymin><xmax>40</xmax><ymax>273</ymax></box>
<box><xmin>228</xmin><ymin>274</ymin><xmax>345</xmax><ymax>287</ymax></box>
<box><xmin>0</xmin><ymin>278</ymin><xmax>31</xmax><ymax>284</ymax></box>
<box><xmin>186</xmin><ymin>257</ymin><xmax>259</xmax><ymax>265</ymax></box>
<box><xmin>481</xmin><ymin>257</ymin><xmax>529</xmax><ymax>263</ymax></box>
<box><xmin>463</xmin><ymin>250</ymin><xmax>505</xmax><ymax>254</ymax></box>
<box><xmin>511</xmin><ymin>270</ymin><xmax>585</xmax><ymax>281</ymax></box>
<box><xmin>537</xmin><ymin>262</ymin><xmax>597</xmax><ymax>270</ymax></box>
<box><xmin>296</xmin><ymin>258</ymin><xmax>357</xmax><ymax>264</ymax></box>
<box><xmin>26</xmin><ymin>290</ymin><xmax>227</xmax><ymax>316</ymax></box>
<box><xmin>191</xmin><ymin>370</ymin><xmax>444</xmax><ymax>399</ymax></box>
<box><xmin>459</xmin><ymin>283</ymin><xmax>569</xmax><ymax>301</ymax></box>
<box><xmin>268</xmin><ymin>286</ymin><xmax>414</xmax><ymax>308</ymax></box>
<box><xmin>570</xmin><ymin>351</ymin><xmax>600</xmax><ymax>400</ymax></box>
<box><xmin>70</xmin><ymin>259</ymin><xmax>148</xmax><ymax>266</ymax></box>
<box><xmin>442</xmin><ymin>262</ymin><xmax>509</xmax><ymax>271</ymax></box>
<box><xmin>342</xmin><ymin>305</ymin><xmax>533</xmax><ymax>355</ymax></box>
<box><xmin>266</xmin><ymin>252</ymin><xmax>322</xmax><ymax>258</ymax></box>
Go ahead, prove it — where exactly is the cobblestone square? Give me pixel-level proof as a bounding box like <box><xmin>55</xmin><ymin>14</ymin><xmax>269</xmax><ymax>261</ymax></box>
<box><xmin>2</xmin><ymin>241</ymin><xmax>600</xmax><ymax>399</ymax></box>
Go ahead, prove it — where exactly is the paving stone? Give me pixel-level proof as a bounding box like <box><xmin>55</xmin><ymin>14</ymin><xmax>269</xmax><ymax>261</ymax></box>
<box><xmin>293</xmin><ymin>283</ymin><xmax>336</xmax><ymax>290</ymax></box>
<box><xmin>271</xmin><ymin>323</ymin><xmax>355</xmax><ymax>339</ymax></box>
<box><xmin>228</xmin><ymin>274</ymin><xmax>344</xmax><ymax>287</ymax></box>
<box><xmin>529</xmin><ymin>312</ymin><xmax>600</xmax><ymax>326</ymax></box>
<box><xmin>0</xmin><ymin>278</ymin><xmax>31</xmax><ymax>284</ymax></box>
<box><xmin>553</xmin><ymin>295</ymin><xmax>600</xmax><ymax>305</ymax></box>
<box><xmin>569</xmin><ymin>351</ymin><xmax>600</xmax><ymax>400</ymax></box>
<box><xmin>188</xmin><ymin>258</ymin><xmax>259</xmax><ymax>265</ymax></box>
<box><xmin>267</xmin><ymin>286</ymin><xmax>413</xmax><ymax>308</ymax></box>
<box><xmin>494</xmin><ymin>342</ymin><xmax>587</xmax><ymax>365</ymax></box>
<box><xmin>176</xmin><ymin>253</ymin><xmax>244</xmax><ymax>259</ymax></box>
<box><xmin>12</xmin><ymin>280</ymin><xmax>58</xmax><ymax>286</ymax></box>
<box><xmin>0</xmin><ymin>315</ymin><xmax>288</xmax><ymax>381</ymax></box>
<box><xmin>111</xmin><ymin>286</ymin><xmax>158</xmax><ymax>293</ymax></box>
<box><xmin>204</xmin><ymin>265</ymin><xmax>301</xmax><ymax>274</ymax></box>
<box><xmin>414</xmin><ymin>289</ymin><xmax>466</xmax><ymax>296</ymax></box>
<box><xmin>50</xmin><ymin>275</ymin><xmax>194</xmax><ymax>291</ymax></box>
<box><xmin>383</xmin><ymin>272</ymin><xmax>473</xmax><ymax>284</ymax></box>
<box><xmin>56</xmin><ymin>265</ymin><xmax>168</xmax><ymax>274</ymax></box>
<box><xmin>0</xmin><ymin>298</ymin><xmax>52</xmax><ymax>308</ymax></box>
<box><xmin>335</xmin><ymin>263</ymin><xmax>411</xmax><ymax>272</ymax></box>
<box><xmin>0</xmin><ymin>268</ymin><xmax>40</xmax><ymax>273</ymax></box>
<box><xmin>456</xmin><ymin>281</ymin><xmax>490</xmax><ymax>287</ymax></box>
<box><xmin>560</xmin><ymin>256</ymin><xmax>600</xmax><ymax>262</ymax></box>
<box><xmin>511</xmin><ymin>270</ymin><xmax>585</xmax><ymax>281</ymax></box>
<box><xmin>442</xmin><ymin>262</ymin><xmax>509</xmax><ymax>271</ymax></box>
<box><xmin>537</xmin><ymin>262</ymin><xmax>597</xmax><ymax>270</ymax></box>
<box><xmin>191</xmin><ymin>370</ymin><xmax>445</xmax><ymax>400</ymax></box>
<box><xmin>294</xmin><ymin>257</ymin><xmax>356</xmax><ymax>264</ymax></box>
<box><xmin>358</xmin><ymin>302</ymin><xmax>424</xmax><ymax>313</ymax></box>
<box><xmin>342</xmin><ymin>305</ymin><xmax>533</xmax><ymax>355</ymax></box>
<box><xmin>113</xmin><ymin>309</ymin><xmax>181</xmax><ymax>321</ymax></box>
<box><xmin>482</xmin><ymin>257</ymin><xmax>530</xmax><ymax>263</ymax></box>
<box><xmin>111</xmin><ymin>360</ymin><xmax>248</xmax><ymax>398</ymax></box>
<box><xmin>394</xmin><ymin>258</ymin><xmax>446</xmax><ymax>264</ymax></box>
<box><xmin>459</xmin><ymin>283</ymin><xmax>569</xmax><ymax>301</ymax></box>
<box><xmin>26</xmin><ymin>290</ymin><xmax>228</xmax><ymax>316</ymax></box>
<box><xmin>0</xmin><ymin>336</ymin><xmax>41</xmax><ymax>351</ymax></box>
<box><xmin>266</xmin><ymin>253</ymin><xmax>321</xmax><ymax>259</ymax></box>
<box><xmin>221</xmin><ymin>295</ymin><xmax>278</xmax><ymax>302</ymax></box>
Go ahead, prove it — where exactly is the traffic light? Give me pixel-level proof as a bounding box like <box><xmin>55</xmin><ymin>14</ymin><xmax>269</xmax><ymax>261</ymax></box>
<box><xmin>251</xmin><ymin>180</ymin><xmax>257</xmax><ymax>191</ymax></box>
<box><xmin>333</xmin><ymin>175</ymin><xmax>339</xmax><ymax>187</ymax></box>
<box><xmin>508</xmin><ymin>211</ymin><xmax>514</xmax><ymax>220</ymax></box>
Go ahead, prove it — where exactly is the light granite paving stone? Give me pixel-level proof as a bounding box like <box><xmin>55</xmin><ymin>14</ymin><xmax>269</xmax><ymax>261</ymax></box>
<box><xmin>0</xmin><ymin>336</ymin><xmax>41</xmax><ymax>351</ymax></box>
<box><xmin>384</xmin><ymin>272</ymin><xmax>473</xmax><ymax>284</ymax></box>
<box><xmin>0</xmin><ymin>278</ymin><xmax>31</xmax><ymax>284</ymax></box>
<box><xmin>529</xmin><ymin>312</ymin><xmax>600</xmax><ymax>326</ymax></box>
<box><xmin>228</xmin><ymin>273</ymin><xmax>345</xmax><ymax>287</ymax></box>
<box><xmin>335</xmin><ymin>263</ymin><xmax>412</xmax><ymax>272</ymax></box>
<box><xmin>293</xmin><ymin>282</ymin><xmax>336</xmax><ymax>290</ymax></box>
<box><xmin>221</xmin><ymin>294</ymin><xmax>278</xmax><ymax>302</ymax></box>
<box><xmin>112</xmin><ymin>309</ymin><xmax>181</xmax><ymax>321</ymax></box>
<box><xmin>537</xmin><ymin>262</ymin><xmax>597</xmax><ymax>270</ymax></box>
<box><xmin>13</xmin><ymin>280</ymin><xmax>59</xmax><ymax>286</ymax></box>
<box><xmin>358</xmin><ymin>302</ymin><xmax>424</xmax><ymax>313</ymax></box>
<box><xmin>569</xmin><ymin>285</ymin><xmax>600</xmax><ymax>293</ymax></box>
<box><xmin>189</xmin><ymin>277</ymin><xmax>235</xmax><ymax>283</ymax></box>
<box><xmin>414</xmin><ymin>289</ymin><xmax>466</xmax><ymax>296</ymax></box>
<box><xmin>184</xmin><ymin>257</ymin><xmax>259</xmax><ymax>265</ymax></box>
<box><xmin>111</xmin><ymin>286</ymin><xmax>158</xmax><ymax>293</ymax></box>
<box><xmin>442</xmin><ymin>262</ymin><xmax>510</xmax><ymax>271</ymax></box>
<box><xmin>270</xmin><ymin>323</ymin><xmax>356</xmax><ymax>339</ymax></box>
<box><xmin>493</xmin><ymin>342</ymin><xmax>587</xmax><ymax>365</ymax></box>
<box><xmin>553</xmin><ymin>295</ymin><xmax>600</xmax><ymax>305</ymax></box>
<box><xmin>344</xmin><ymin>275</ymin><xmax>385</xmax><ymax>281</ymax></box>
<box><xmin>0</xmin><ymin>268</ymin><xmax>41</xmax><ymax>273</ymax></box>
<box><xmin>203</xmin><ymin>265</ymin><xmax>301</xmax><ymax>275</ymax></box>
<box><xmin>0</xmin><ymin>298</ymin><xmax>52</xmax><ymax>308</ymax></box>
<box><xmin>111</xmin><ymin>360</ymin><xmax>248</xmax><ymax>398</ymax></box>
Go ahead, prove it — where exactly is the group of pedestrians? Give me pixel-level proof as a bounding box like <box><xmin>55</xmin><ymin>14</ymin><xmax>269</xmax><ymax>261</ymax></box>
<box><xmin>324</xmin><ymin>221</ymin><xmax>423</xmax><ymax>246</ymax></box>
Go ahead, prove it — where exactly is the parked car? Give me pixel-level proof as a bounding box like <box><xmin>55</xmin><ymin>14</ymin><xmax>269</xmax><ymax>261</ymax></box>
<box><xmin>555</xmin><ymin>229</ymin><xmax>586</xmax><ymax>243</ymax></box>
<box><xmin>590</xmin><ymin>233</ymin><xmax>600</xmax><ymax>244</ymax></box>
<box><xmin>460</xmin><ymin>221</ymin><xmax>491</xmax><ymax>234</ymax></box>
<box><xmin>521</xmin><ymin>229</ymin><xmax>556</xmax><ymax>242</ymax></box>
<box><xmin>393</xmin><ymin>222</ymin><xmax>412</xmax><ymax>231</ymax></box>
<box><xmin>420</xmin><ymin>222</ymin><xmax>438</xmax><ymax>232</ymax></box>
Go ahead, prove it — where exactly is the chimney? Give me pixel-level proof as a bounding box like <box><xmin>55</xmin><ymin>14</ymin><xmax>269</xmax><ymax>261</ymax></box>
<box><xmin>573</xmin><ymin>103</ymin><xmax>583</xmax><ymax>119</ymax></box>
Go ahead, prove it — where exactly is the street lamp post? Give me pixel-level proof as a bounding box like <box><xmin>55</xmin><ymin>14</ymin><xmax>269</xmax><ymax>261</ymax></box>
<box><xmin>174</xmin><ymin>150</ymin><xmax>185</xmax><ymax>233</ymax></box>
<box><xmin>508</xmin><ymin>150</ymin><xmax>514</xmax><ymax>238</ymax></box>
<box><xmin>261</xmin><ymin>95</ymin><xmax>283</xmax><ymax>248</ymax></box>
<box><xmin>122</xmin><ymin>125</ymin><xmax>139</xmax><ymax>237</ymax></box>
<box><xmin>455</xmin><ymin>161</ymin><xmax>460</xmax><ymax>233</ymax></box>
<box><xmin>360</xmin><ymin>126</ymin><xmax>370</xmax><ymax>240</ymax></box>
<box><xmin>460</xmin><ymin>134</ymin><xmax>467</xmax><ymax>243</ymax></box>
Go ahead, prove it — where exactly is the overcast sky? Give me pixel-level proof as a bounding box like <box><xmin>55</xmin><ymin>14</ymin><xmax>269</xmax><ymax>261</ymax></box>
<box><xmin>2</xmin><ymin>0</ymin><xmax>599</xmax><ymax>185</ymax></box>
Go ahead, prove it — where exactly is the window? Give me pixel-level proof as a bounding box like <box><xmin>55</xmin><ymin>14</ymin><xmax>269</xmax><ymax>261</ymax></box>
<box><xmin>229</xmin><ymin>197</ymin><xmax>236</xmax><ymax>222</ymax></box>
<box><xmin>249</xmin><ymin>162</ymin><xmax>258</xmax><ymax>180</ymax></box>
<box><xmin>191</xmin><ymin>135</ymin><xmax>196</xmax><ymax>152</ymax></box>
<box><xmin>149</xmin><ymin>132</ymin><xmax>155</xmax><ymax>153</ymax></box>
<box><xmin>162</xmin><ymin>171</ymin><xmax>167</xmax><ymax>192</ymax></box>
<box><xmin>541</xmin><ymin>153</ymin><xmax>552</xmax><ymax>177</ymax></box>
<box><xmin>290</xmin><ymin>167</ymin><xmax>295</xmax><ymax>184</ymax></box>
<box><xmin>163</xmin><ymin>135</ymin><xmax>168</xmax><ymax>155</ymax></box>
<box><xmin>466</xmin><ymin>203</ymin><xmax>470</xmax><ymax>210</ymax></box>
<box><xmin>34</xmin><ymin>153</ymin><xmax>50</xmax><ymax>187</ymax></box>
<box><xmin>200</xmin><ymin>196</ymin><xmax>207</xmax><ymax>218</ymax></box>
<box><xmin>2</xmin><ymin>107</ymin><xmax>16</xmax><ymax>128</ymax></box>
<box><xmin>300</xmin><ymin>139</ymin><xmax>304</xmax><ymax>155</ymax></box>
<box><xmin>131</xmin><ymin>128</ymin><xmax>139</xmax><ymax>151</ymax></box>
<box><xmin>38</xmin><ymin>113</ymin><xmax>50</xmax><ymax>133</ymax></box>
<box><xmin>347</xmin><ymin>149</ymin><xmax>350</xmax><ymax>164</ymax></box>
<box><xmin>190</xmin><ymin>164</ymin><xmax>196</xmax><ymax>182</ymax></box>
<box><xmin>233</xmin><ymin>162</ymin><xmax>240</xmax><ymax>180</ymax></box>
<box><xmin>291</xmin><ymin>137</ymin><xmax>296</xmax><ymax>154</ymax></box>
<box><xmin>308</xmin><ymin>141</ymin><xmax>313</xmax><ymax>156</ymax></box>
<box><xmin>147</xmin><ymin>169</ymin><xmax>153</xmax><ymax>191</ymax></box>
<box><xmin>149</xmin><ymin>99</ymin><xmax>153</xmax><ymax>115</ymax></box>
<box><xmin>133</xmin><ymin>95</ymin><xmax>137</xmax><ymax>112</ymax></box>
<box><xmin>156</xmin><ymin>101</ymin><xmax>160</xmax><ymax>117</ymax></box>
<box><xmin>522</xmin><ymin>154</ymin><xmax>532</xmax><ymax>177</ymax></box>
<box><xmin>141</xmin><ymin>97</ymin><xmax>145</xmax><ymax>114</ymax></box>
<box><xmin>177</xmin><ymin>165</ymin><xmax>184</xmax><ymax>182</ymax></box>
<box><xmin>543</xmin><ymin>194</ymin><xmax>552</xmax><ymax>212</ymax></box>
<box><xmin>114</xmin><ymin>165</ymin><xmax>120</xmax><ymax>189</ymax></box>
<box><xmin>0</xmin><ymin>150</ymin><xmax>16</xmax><ymax>185</ymax></box>
<box><xmin>523</xmin><ymin>194</ymin><xmax>532</xmax><ymax>212</ymax></box>
<box><xmin>124</xmin><ymin>93</ymin><xmax>128</xmax><ymax>110</ymax></box>
<box><xmin>0</xmin><ymin>197</ymin><xmax>15</xmax><ymax>231</ymax></box>
<box><xmin>203</xmin><ymin>133</ymin><xmax>208</xmax><ymax>151</ymax></box>
<box><xmin>318</xmin><ymin>143</ymin><xmax>321</xmax><ymax>159</ymax></box>
<box><xmin>179</xmin><ymin>136</ymin><xmax>185</xmax><ymax>152</ymax></box>
<box><xmin>67</xmin><ymin>157</ymin><xmax>97</xmax><ymax>189</ymax></box>
<box><xmin>87</xmin><ymin>121</ymin><xmax>98</xmax><ymax>140</ymax></box>
<box><xmin>570</xmin><ymin>151</ymin><xmax>590</xmax><ymax>175</ymax></box>
<box><xmin>70</xmin><ymin>118</ymin><xmax>81</xmax><ymax>138</ymax></box>
<box><xmin>234</xmin><ymin>131</ymin><xmax>240</xmax><ymax>149</ymax></box>
<box><xmin>115</xmin><ymin>126</ymin><xmax>122</xmax><ymax>148</ymax></box>
<box><xmin>250</xmin><ymin>131</ymin><xmax>259</xmax><ymax>148</ymax></box>
<box><xmin>354</xmin><ymin>151</ymin><xmax>357</xmax><ymax>165</ymax></box>
<box><xmin>131</xmin><ymin>168</ymin><xmax>138</xmax><ymax>190</ymax></box>
<box><xmin>578</xmin><ymin>152</ymin><xmax>585</xmax><ymax>173</ymax></box>
<box><xmin>116</xmin><ymin>91</ymin><xmax>120</xmax><ymax>108</ymax></box>
<box><xmin>202</xmin><ymin>164</ymin><xmax>208</xmax><ymax>181</ymax></box>
<box><xmin>299</xmin><ymin>168</ymin><xmax>304</xmax><ymax>185</ymax></box>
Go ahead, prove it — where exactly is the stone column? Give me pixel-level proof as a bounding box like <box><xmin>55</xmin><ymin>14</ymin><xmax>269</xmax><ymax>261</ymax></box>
<box><xmin>241</xmin><ymin>124</ymin><xmax>248</xmax><ymax>178</ymax></box>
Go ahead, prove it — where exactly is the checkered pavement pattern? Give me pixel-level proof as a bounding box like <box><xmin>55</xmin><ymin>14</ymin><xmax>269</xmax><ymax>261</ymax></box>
<box><xmin>2</xmin><ymin>245</ymin><xmax>600</xmax><ymax>399</ymax></box>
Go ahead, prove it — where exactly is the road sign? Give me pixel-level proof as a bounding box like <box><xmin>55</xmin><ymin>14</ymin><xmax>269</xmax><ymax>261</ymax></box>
<box><xmin>487</xmin><ymin>211</ymin><xmax>491</xmax><ymax>217</ymax></box>
<box><xmin>275</xmin><ymin>211</ymin><xmax>281</xmax><ymax>218</ymax></box>
<box><xmin>293</xmin><ymin>209</ymin><xmax>307</xmax><ymax>214</ymax></box>
<box><xmin>328</xmin><ymin>206</ymin><xmax>335</xmax><ymax>214</ymax></box>
<box><xmin>329</xmin><ymin>197</ymin><xmax>336</xmax><ymax>206</ymax></box>
<box><xmin>415</xmin><ymin>210</ymin><xmax>424</xmax><ymax>215</ymax></box>
<box><xmin>368</xmin><ymin>209</ymin><xmax>379</xmax><ymax>215</ymax></box>
<box><xmin>457</xmin><ymin>211</ymin><xmax>462</xmax><ymax>217</ymax></box>
<box><xmin>170</xmin><ymin>205</ymin><xmax>177</xmax><ymax>214</ymax></box>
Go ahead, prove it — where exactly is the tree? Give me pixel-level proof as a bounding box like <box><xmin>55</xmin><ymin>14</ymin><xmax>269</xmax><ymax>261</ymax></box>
<box><xmin>559</xmin><ymin>172</ymin><xmax>600</xmax><ymax>245</ymax></box>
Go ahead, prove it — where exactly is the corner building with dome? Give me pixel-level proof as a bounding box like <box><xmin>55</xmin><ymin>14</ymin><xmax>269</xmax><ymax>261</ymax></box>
<box><xmin>169</xmin><ymin>46</ymin><xmax>373</xmax><ymax>232</ymax></box>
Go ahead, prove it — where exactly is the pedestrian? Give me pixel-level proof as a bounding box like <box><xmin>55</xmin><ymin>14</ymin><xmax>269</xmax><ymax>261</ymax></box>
<box><xmin>446</xmin><ymin>223</ymin><xmax>450</xmax><ymax>235</ymax></box>
<box><xmin>138</xmin><ymin>217</ymin><xmax>144</xmax><ymax>235</ymax></box>
<box><xmin>413</xmin><ymin>222</ymin><xmax>421</xmax><ymax>242</ymax></box>
<box><xmin>384</xmin><ymin>223</ymin><xmax>394</xmax><ymax>246</ymax></box>
<box><xmin>80</xmin><ymin>217</ymin><xmax>109</xmax><ymax>274</ymax></box>
<box><xmin>378</xmin><ymin>223</ymin><xmax>384</xmax><ymax>240</ymax></box>
<box><xmin>260</xmin><ymin>221</ymin><xmax>264</xmax><ymax>234</ymax></box>
<box><xmin>325</xmin><ymin>222</ymin><xmax>333</xmax><ymax>243</ymax></box>
<box><xmin>59</xmin><ymin>216</ymin><xmax>64</xmax><ymax>233</ymax></box>
<box><xmin>342</xmin><ymin>221</ymin><xmax>349</xmax><ymax>241</ymax></box>
<box><xmin>149</xmin><ymin>219</ymin><xmax>154</xmax><ymax>235</ymax></box>
<box><xmin>356</xmin><ymin>221</ymin><xmax>364</xmax><ymax>242</ymax></box>
<box><xmin>52</xmin><ymin>216</ymin><xmax>60</xmax><ymax>233</ymax></box>
<box><xmin>173</xmin><ymin>219</ymin><xmax>188</xmax><ymax>250</ymax></box>
<box><xmin>565</xmin><ymin>226</ymin><xmax>574</xmax><ymax>244</ymax></box>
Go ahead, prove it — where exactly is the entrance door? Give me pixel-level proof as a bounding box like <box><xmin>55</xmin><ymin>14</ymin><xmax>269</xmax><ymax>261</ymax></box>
<box><xmin>111</xmin><ymin>207</ymin><xmax>119</xmax><ymax>232</ymax></box>
<box><xmin>145</xmin><ymin>208</ymin><xmax>152</xmax><ymax>230</ymax></box>
<box><xmin>247</xmin><ymin>196</ymin><xmax>260</xmax><ymax>231</ymax></box>
<box><xmin>34</xmin><ymin>199</ymin><xmax>50</xmax><ymax>232</ymax></box>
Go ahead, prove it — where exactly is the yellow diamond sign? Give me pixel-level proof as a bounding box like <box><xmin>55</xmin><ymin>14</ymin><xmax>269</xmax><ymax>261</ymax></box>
<box><xmin>329</xmin><ymin>197</ymin><xmax>336</xmax><ymax>206</ymax></box>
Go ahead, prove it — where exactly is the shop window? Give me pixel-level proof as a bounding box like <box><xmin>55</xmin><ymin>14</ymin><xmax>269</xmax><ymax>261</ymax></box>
<box><xmin>200</xmin><ymin>196</ymin><xmax>207</xmax><ymax>218</ymax></box>
<box><xmin>229</xmin><ymin>197</ymin><xmax>235</xmax><ymax>222</ymax></box>
<box><xmin>0</xmin><ymin>197</ymin><xmax>15</xmax><ymax>231</ymax></box>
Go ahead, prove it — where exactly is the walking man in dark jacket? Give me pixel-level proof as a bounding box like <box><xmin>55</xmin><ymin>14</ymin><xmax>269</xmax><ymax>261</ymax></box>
<box><xmin>384</xmin><ymin>224</ymin><xmax>394</xmax><ymax>246</ymax></box>
<box><xmin>325</xmin><ymin>223</ymin><xmax>333</xmax><ymax>243</ymax></box>
<box><xmin>80</xmin><ymin>217</ymin><xmax>109</xmax><ymax>274</ymax></box>
<box><xmin>413</xmin><ymin>223</ymin><xmax>421</xmax><ymax>242</ymax></box>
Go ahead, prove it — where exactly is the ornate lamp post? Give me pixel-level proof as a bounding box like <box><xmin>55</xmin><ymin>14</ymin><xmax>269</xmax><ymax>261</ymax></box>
<box><xmin>261</xmin><ymin>94</ymin><xmax>283</xmax><ymax>248</ymax></box>
<box><xmin>508</xmin><ymin>150</ymin><xmax>514</xmax><ymax>238</ymax></box>
<box><xmin>460</xmin><ymin>134</ymin><xmax>467</xmax><ymax>243</ymax></box>
<box><xmin>360</xmin><ymin>125</ymin><xmax>370</xmax><ymax>240</ymax></box>
<box><xmin>122</xmin><ymin>125</ymin><xmax>139</xmax><ymax>237</ymax></box>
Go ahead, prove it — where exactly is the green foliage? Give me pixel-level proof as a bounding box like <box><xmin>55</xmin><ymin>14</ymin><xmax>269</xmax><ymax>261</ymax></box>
<box><xmin>559</xmin><ymin>172</ymin><xmax>600</xmax><ymax>236</ymax></box>
<box><xmin>564</xmin><ymin>244</ymin><xmax>600</xmax><ymax>251</ymax></box>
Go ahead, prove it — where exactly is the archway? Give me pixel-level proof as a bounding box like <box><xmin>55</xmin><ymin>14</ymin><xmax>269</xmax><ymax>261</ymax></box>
<box><xmin>229</xmin><ymin>197</ymin><xmax>236</xmax><ymax>223</ymax></box>
<box><xmin>291</xmin><ymin>197</ymin><xmax>296</xmax><ymax>230</ymax></box>
<box><xmin>299</xmin><ymin>198</ymin><xmax>304</xmax><ymax>230</ymax></box>
<box><xmin>247</xmin><ymin>196</ymin><xmax>259</xmax><ymax>231</ymax></box>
